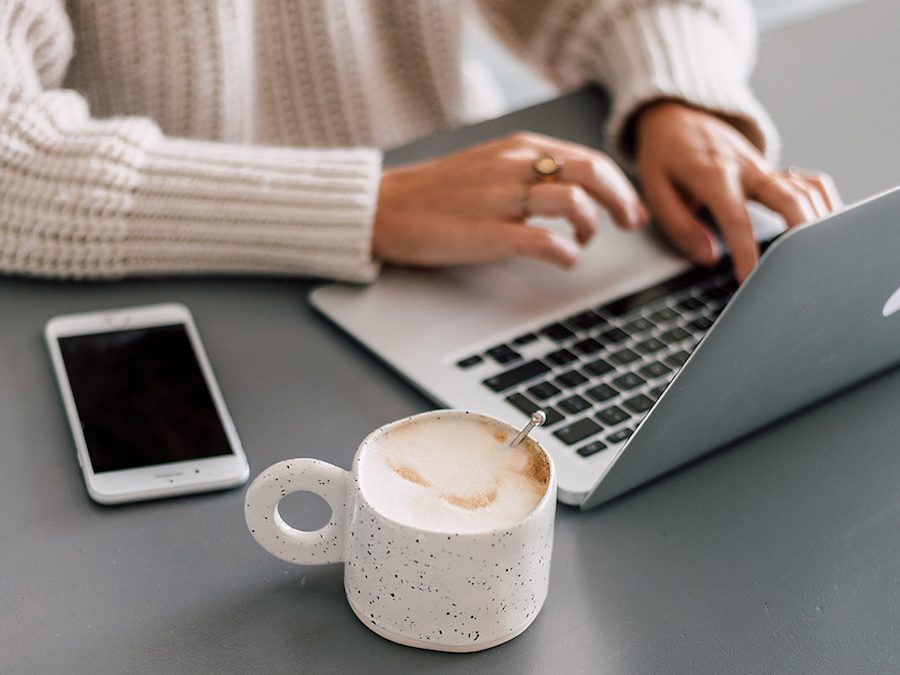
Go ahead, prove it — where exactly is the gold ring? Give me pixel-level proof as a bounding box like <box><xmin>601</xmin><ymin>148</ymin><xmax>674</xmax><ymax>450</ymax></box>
<box><xmin>532</xmin><ymin>153</ymin><xmax>564</xmax><ymax>182</ymax></box>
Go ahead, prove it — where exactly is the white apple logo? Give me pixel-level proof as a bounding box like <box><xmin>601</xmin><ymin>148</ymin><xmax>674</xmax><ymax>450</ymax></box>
<box><xmin>883</xmin><ymin>286</ymin><xmax>900</xmax><ymax>317</ymax></box>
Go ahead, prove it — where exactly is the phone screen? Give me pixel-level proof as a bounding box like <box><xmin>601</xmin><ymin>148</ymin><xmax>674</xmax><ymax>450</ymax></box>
<box><xmin>58</xmin><ymin>324</ymin><xmax>234</xmax><ymax>473</ymax></box>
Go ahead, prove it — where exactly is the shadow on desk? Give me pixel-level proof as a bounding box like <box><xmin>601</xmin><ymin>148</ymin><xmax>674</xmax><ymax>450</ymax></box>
<box><xmin>115</xmin><ymin>566</ymin><xmax>547</xmax><ymax>672</ymax></box>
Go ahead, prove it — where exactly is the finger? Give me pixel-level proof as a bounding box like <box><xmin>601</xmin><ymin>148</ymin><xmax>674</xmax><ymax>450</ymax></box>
<box><xmin>400</xmin><ymin>220</ymin><xmax>579</xmax><ymax>269</ymax></box>
<box><xmin>504</xmin><ymin>224</ymin><xmax>580</xmax><ymax>268</ymax></box>
<box><xmin>746</xmin><ymin>170</ymin><xmax>810</xmax><ymax>229</ymax></box>
<box><xmin>560</xmin><ymin>156</ymin><xmax>648</xmax><ymax>230</ymax></box>
<box><xmin>794</xmin><ymin>177</ymin><xmax>829</xmax><ymax>219</ymax></box>
<box><xmin>799</xmin><ymin>171</ymin><xmax>843</xmax><ymax>211</ymax></box>
<box><xmin>643</xmin><ymin>171</ymin><xmax>717</xmax><ymax>266</ymax></box>
<box><xmin>504</xmin><ymin>135</ymin><xmax>649</xmax><ymax>229</ymax></box>
<box><xmin>782</xmin><ymin>173</ymin><xmax>825</xmax><ymax>220</ymax></box>
<box><xmin>526</xmin><ymin>183</ymin><xmax>598</xmax><ymax>245</ymax></box>
<box><xmin>699</xmin><ymin>170</ymin><xmax>758</xmax><ymax>282</ymax></box>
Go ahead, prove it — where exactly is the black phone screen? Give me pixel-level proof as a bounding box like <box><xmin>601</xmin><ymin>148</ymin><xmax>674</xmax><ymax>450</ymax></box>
<box><xmin>58</xmin><ymin>324</ymin><xmax>234</xmax><ymax>473</ymax></box>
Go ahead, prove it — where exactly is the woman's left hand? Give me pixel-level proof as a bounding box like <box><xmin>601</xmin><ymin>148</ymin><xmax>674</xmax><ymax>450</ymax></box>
<box><xmin>634</xmin><ymin>101</ymin><xmax>842</xmax><ymax>282</ymax></box>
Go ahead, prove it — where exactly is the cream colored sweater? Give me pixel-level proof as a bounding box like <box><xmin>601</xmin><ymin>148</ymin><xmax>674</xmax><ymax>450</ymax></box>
<box><xmin>0</xmin><ymin>0</ymin><xmax>776</xmax><ymax>282</ymax></box>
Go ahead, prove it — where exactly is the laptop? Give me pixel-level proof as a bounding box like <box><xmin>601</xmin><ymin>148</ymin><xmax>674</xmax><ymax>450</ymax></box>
<box><xmin>309</xmin><ymin>88</ymin><xmax>900</xmax><ymax>509</ymax></box>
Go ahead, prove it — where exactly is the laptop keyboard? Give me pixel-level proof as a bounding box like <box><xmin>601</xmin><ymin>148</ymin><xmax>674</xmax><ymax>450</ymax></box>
<box><xmin>457</xmin><ymin>262</ymin><xmax>740</xmax><ymax>460</ymax></box>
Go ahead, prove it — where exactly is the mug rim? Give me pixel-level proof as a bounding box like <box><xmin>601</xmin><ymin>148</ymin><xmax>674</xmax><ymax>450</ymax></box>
<box><xmin>352</xmin><ymin>409</ymin><xmax>557</xmax><ymax>538</ymax></box>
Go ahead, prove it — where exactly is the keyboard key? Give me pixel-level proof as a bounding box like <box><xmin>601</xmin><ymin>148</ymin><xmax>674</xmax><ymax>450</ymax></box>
<box><xmin>650</xmin><ymin>307</ymin><xmax>679</xmax><ymax>323</ymax></box>
<box><xmin>665</xmin><ymin>351</ymin><xmax>690</xmax><ymax>368</ymax></box>
<box><xmin>602</xmin><ymin>266</ymin><xmax>716</xmax><ymax>316</ymax></box>
<box><xmin>689</xmin><ymin>316</ymin><xmax>714</xmax><ymax>332</ymax></box>
<box><xmin>634</xmin><ymin>337</ymin><xmax>666</xmax><ymax>355</ymax></box>
<box><xmin>584</xmin><ymin>358</ymin><xmax>614</xmax><ymax>377</ymax></box>
<box><xmin>648</xmin><ymin>384</ymin><xmax>667</xmax><ymax>400</ymax></box>
<box><xmin>486</xmin><ymin>344</ymin><xmax>522</xmax><ymax>365</ymax></box>
<box><xmin>505</xmin><ymin>393</ymin><xmax>564</xmax><ymax>426</ymax></box>
<box><xmin>624</xmin><ymin>317</ymin><xmax>655</xmax><ymax>334</ymax></box>
<box><xmin>599</xmin><ymin>327</ymin><xmax>630</xmax><ymax>344</ymax></box>
<box><xmin>541</xmin><ymin>323</ymin><xmax>575</xmax><ymax>342</ymax></box>
<box><xmin>565</xmin><ymin>310</ymin><xmax>607</xmax><ymax>331</ymax></box>
<box><xmin>702</xmin><ymin>297</ymin><xmax>728</xmax><ymax>313</ymax></box>
<box><xmin>573</xmin><ymin>337</ymin><xmax>603</xmax><ymax>355</ymax></box>
<box><xmin>527</xmin><ymin>381</ymin><xmax>561</xmax><ymax>401</ymax></box>
<box><xmin>623</xmin><ymin>394</ymin><xmax>654</xmax><ymax>413</ymax></box>
<box><xmin>483</xmin><ymin>359</ymin><xmax>551</xmax><ymax>392</ymax></box>
<box><xmin>660</xmin><ymin>327</ymin><xmax>692</xmax><ymax>343</ymax></box>
<box><xmin>541</xmin><ymin>408</ymin><xmax>564</xmax><ymax>426</ymax></box>
<box><xmin>609</xmin><ymin>348</ymin><xmax>640</xmax><ymax>365</ymax></box>
<box><xmin>612</xmin><ymin>372</ymin><xmax>645</xmax><ymax>391</ymax></box>
<box><xmin>639</xmin><ymin>361</ymin><xmax>672</xmax><ymax>379</ymax></box>
<box><xmin>607</xmin><ymin>427</ymin><xmax>633</xmax><ymax>444</ymax></box>
<box><xmin>556</xmin><ymin>369</ymin><xmax>589</xmax><ymax>388</ymax></box>
<box><xmin>597</xmin><ymin>405</ymin><xmax>630</xmax><ymax>426</ymax></box>
<box><xmin>677</xmin><ymin>296</ymin><xmax>705</xmax><ymax>311</ymax></box>
<box><xmin>505</xmin><ymin>392</ymin><xmax>537</xmax><ymax>415</ymax></box>
<box><xmin>456</xmin><ymin>355</ymin><xmax>483</xmax><ymax>369</ymax></box>
<box><xmin>547</xmin><ymin>348</ymin><xmax>578</xmax><ymax>366</ymax></box>
<box><xmin>512</xmin><ymin>333</ymin><xmax>538</xmax><ymax>346</ymax></box>
<box><xmin>701</xmin><ymin>285</ymin><xmax>730</xmax><ymax>302</ymax></box>
<box><xmin>529</xmin><ymin>405</ymin><xmax>566</xmax><ymax>427</ymax></box>
<box><xmin>558</xmin><ymin>394</ymin><xmax>591</xmax><ymax>414</ymax></box>
<box><xmin>554</xmin><ymin>417</ymin><xmax>603</xmax><ymax>446</ymax></box>
<box><xmin>577</xmin><ymin>440</ymin><xmax>608</xmax><ymax>457</ymax></box>
<box><xmin>585</xmin><ymin>383</ymin><xmax>618</xmax><ymax>403</ymax></box>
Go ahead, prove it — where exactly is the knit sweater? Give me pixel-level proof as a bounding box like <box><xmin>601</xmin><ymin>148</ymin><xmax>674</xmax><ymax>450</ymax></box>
<box><xmin>0</xmin><ymin>0</ymin><xmax>776</xmax><ymax>282</ymax></box>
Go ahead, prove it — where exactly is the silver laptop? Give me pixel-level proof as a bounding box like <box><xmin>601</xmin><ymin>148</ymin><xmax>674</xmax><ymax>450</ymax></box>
<box><xmin>309</xmin><ymin>89</ymin><xmax>900</xmax><ymax>509</ymax></box>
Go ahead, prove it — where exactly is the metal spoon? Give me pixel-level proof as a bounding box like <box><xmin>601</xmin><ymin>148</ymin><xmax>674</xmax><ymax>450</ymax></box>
<box><xmin>509</xmin><ymin>410</ymin><xmax>546</xmax><ymax>448</ymax></box>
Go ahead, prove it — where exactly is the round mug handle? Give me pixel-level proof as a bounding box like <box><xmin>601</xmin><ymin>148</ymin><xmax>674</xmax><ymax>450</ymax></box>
<box><xmin>244</xmin><ymin>458</ymin><xmax>348</xmax><ymax>565</ymax></box>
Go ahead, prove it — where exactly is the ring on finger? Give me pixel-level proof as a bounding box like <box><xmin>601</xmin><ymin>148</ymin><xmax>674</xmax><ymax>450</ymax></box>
<box><xmin>532</xmin><ymin>153</ymin><xmax>564</xmax><ymax>182</ymax></box>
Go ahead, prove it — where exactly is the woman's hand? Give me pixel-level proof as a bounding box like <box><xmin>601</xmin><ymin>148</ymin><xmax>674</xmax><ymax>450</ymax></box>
<box><xmin>373</xmin><ymin>132</ymin><xmax>649</xmax><ymax>269</ymax></box>
<box><xmin>635</xmin><ymin>101</ymin><xmax>841</xmax><ymax>281</ymax></box>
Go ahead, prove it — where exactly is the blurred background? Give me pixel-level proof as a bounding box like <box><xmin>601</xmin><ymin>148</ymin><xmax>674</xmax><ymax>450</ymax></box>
<box><xmin>467</xmin><ymin>0</ymin><xmax>863</xmax><ymax>110</ymax></box>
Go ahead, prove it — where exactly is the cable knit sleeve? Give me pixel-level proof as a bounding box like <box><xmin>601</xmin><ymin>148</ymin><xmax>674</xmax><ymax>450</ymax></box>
<box><xmin>475</xmin><ymin>0</ymin><xmax>779</xmax><ymax>161</ymax></box>
<box><xmin>0</xmin><ymin>0</ymin><xmax>381</xmax><ymax>282</ymax></box>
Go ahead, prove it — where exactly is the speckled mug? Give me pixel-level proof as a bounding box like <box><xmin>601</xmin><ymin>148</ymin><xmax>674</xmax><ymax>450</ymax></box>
<box><xmin>244</xmin><ymin>410</ymin><xmax>556</xmax><ymax>652</ymax></box>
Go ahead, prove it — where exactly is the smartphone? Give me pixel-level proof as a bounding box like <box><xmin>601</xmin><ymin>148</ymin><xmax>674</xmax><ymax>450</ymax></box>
<box><xmin>45</xmin><ymin>303</ymin><xmax>250</xmax><ymax>504</ymax></box>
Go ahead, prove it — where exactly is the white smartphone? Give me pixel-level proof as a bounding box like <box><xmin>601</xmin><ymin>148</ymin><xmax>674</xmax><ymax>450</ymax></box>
<box><xmin>45</xmin><ymin>303</ymin><xmax>250</xmax><ymax>504</ymax></box>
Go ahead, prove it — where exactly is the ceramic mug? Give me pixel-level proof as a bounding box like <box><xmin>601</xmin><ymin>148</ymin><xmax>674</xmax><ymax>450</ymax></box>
<box><xmin>244</xmin><ymin>410</ymin><xmax>557</xmax><ymax>652</ymax></box>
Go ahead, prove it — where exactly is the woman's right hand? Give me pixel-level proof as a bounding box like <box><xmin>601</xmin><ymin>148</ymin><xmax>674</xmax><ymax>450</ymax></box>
<box><xmin>372</xmin><ymin>132</ymin><xmax>649</xmax><ymax>269</ymax></box>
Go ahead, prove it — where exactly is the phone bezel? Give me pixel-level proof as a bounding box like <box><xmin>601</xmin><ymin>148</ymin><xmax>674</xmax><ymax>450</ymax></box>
<box><xmin>45</xmin><ymin>302</ymin><xmax>250</xmax><ymax>504</ymax></box>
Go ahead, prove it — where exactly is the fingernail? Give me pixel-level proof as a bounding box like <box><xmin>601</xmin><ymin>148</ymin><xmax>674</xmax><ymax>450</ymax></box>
<box><xmin>562</xmin><ymin>239</ymin><xmax>580</xmax><ymax>268</ymax></box>
<box><xmin>627</xmin><ymin>209</ymin><xmax>642</xmax><ymax>230</ymax></box>
<box><xmin>639</xmin><ymin>205</ymin><xmax>651</xmax><ymax>226</ymax></box>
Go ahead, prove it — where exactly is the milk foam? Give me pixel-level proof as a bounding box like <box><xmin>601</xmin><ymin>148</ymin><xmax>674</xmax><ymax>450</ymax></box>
<box><xmin>360</xmin><ymin>414</ymin><xmax>550</xmax><ymax>534</ymax></box>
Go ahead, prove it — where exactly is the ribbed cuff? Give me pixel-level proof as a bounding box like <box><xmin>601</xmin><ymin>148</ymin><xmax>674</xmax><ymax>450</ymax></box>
<box><xmin>128</xmin><ymin>137</ymin><xmax>382</xmax><ymax>283</ymax></box>
<box><xmin>575</xmin><ymin>1</ymin><xmax>780</xmax><ymax>163</ymax></box>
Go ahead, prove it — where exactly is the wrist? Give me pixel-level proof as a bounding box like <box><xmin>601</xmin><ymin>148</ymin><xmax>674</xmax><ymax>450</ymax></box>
<box><xmin>373</xmin><ymin>167</ymin><xmax>401</xmax><ymax>260</ymax></box>
<box><xmin>633</xmin><ymin>98</ymin><xmax>766</xmax><ymax>159</ymax></box>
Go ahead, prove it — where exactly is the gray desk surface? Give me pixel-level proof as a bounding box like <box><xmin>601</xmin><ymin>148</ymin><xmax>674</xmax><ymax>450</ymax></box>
<box><xmin>4</xmin><ymin>1</ymin><xmax>900</xmax><ymax>673</ymax></box>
